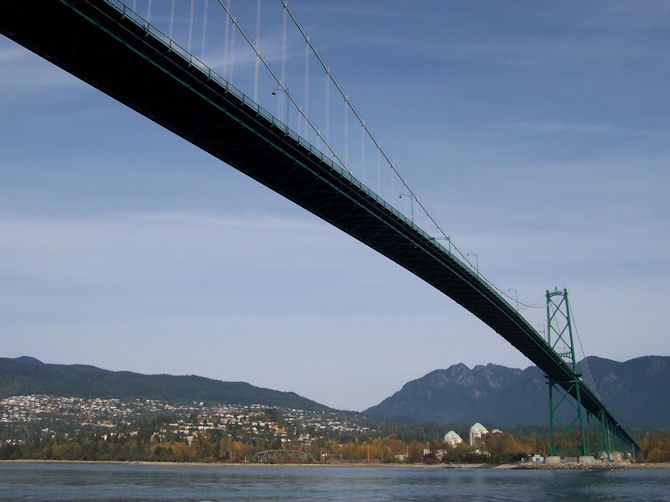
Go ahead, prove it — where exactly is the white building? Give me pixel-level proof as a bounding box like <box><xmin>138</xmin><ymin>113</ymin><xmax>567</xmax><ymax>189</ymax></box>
<box><xmin>469</xmin><ymin>422</ymin><xmax>488</xmax><ymax>446</ymax></box>
<box><xmin>443</xmin><ymin>430</ymin><xmax>463</xmax><ymax>447</ymax></box>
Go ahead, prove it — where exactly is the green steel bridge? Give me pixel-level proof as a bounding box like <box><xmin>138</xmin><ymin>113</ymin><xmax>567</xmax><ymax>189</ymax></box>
<box><xmin>0</xmin><ymin>0</ymin><xmax>639</xmax><ymax>457</ymax></box>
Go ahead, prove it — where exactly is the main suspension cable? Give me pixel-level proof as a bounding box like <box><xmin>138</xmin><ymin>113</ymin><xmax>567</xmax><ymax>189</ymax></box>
<box><xmin>570</xmin><ymin>306</ymin><xmax>601</xmax><ymax>399</ymax></box>
<box><xmin>279</xmin><ymin>0</ymin><xmax>542</xmax><ymax>309</ymax></box>
<box><xmin>215</xmin><ymin>0</ymin><xmax>352</xmax><ymax>176</ymax></box>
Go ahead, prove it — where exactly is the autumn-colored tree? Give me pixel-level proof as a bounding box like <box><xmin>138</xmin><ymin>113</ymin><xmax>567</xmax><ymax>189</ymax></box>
<box><xmin>408</xmin><ymin>441</ymin><xmax>425</xmax><ymax>463</ymax></box>
<box><xmin>639</xmin><ymin>432</ymin><xmax>670</xmax><ymax>462</ymax></box>
<box><xmin>192</xmin><ymin>431</ymin><xmax>215</xmax><ymax>461</ymax></box>
<box><xmin>486</xmin><ymin>433</ymin><xmax>526</xmax><ymax>457</ymax></box>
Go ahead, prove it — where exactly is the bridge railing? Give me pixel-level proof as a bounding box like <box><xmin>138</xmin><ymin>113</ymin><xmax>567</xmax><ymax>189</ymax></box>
<box><xmin>106</xmin><ymin>1</ymin><xmax>566</xmax><ymax>359</ymax></box>
<box><xmin>105</xmin><ymin>0</ymin><xmax>498</xmax><ymax>286</ymax></box>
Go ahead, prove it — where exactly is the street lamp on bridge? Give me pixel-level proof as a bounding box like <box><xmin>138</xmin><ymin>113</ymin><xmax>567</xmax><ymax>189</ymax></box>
<box><xmin>272</xmin><ymin>87</ymin><xmax>290</xmax><ymax>128</ymax></box>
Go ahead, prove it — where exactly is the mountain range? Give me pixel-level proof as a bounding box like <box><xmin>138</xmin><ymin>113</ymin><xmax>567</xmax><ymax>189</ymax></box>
<box><xmin>1</xmin><ymin>355</ymin><xmax>668</xmax><ymax>430</ymax></box>
<box><xmin>363</xmin><ymin>356</ymin><xmax>670</xmax><ymax>430</ymax></box>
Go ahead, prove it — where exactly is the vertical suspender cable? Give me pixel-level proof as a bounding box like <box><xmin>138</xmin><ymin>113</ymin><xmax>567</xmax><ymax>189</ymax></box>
<box><xmin>305</xmin><ymin>45</ymin><xmax>311</xmax><ymax>139</ymax></box>
<box><xmin>376</xmin><ymin>147</ymin><xmax>381</xmax><ymax>194</ymax></box>
<box><xmin>169</xmin><ymin>0</ymin><xmax>175</xmax><ymax>39</ymax></box>
<box><xmin>222</xmin><ymin>0</ymin><xmax>230</xmax><ymax>78</ymax></box>
<box><xmin>215</xmin><ymin>0</ymin><xmax>350</xmax><ymax>175</ymax></box>
<box><xmin>325</xmin><ymin>72</ymin><xmax>330</xmax><ymax>144</ymax></box>
<box><xmin>361</xmin><ymin>123</ymin><xmax>366</xmax><ymax>183</ymax></box>
<box><xmin>132</xmin><ymin>0</ymin><xmax>136</xmax><ymax>12</ymax></box>
<box><xmin>229</xmin><ymin>12</ymin><xmax>236</xmax><ymax>82</ymax></box>
<box><xmin>187</xmin><ymin>0</ymin><xmax>195</xmax><ymax>53</ymax></box>
<box><xmin>147</xmin><ymin>0</ymin><xmax>152</xmax><ymax>23</ymax></box>
<box><xmin>344</xmin><ymin>99</ymin><xmax>349</xmax><ymax>168</ymax></box>
<box><xmin>201</xmin><ymin>0</ymin><xmax>209</xmax><ymax>59</ymax></box>
<box><xmin>281</xmin><ymin>5</ymin><xmax>287</xmax><ymax>122</ymax></box>
<box><xmin>253</xmin><ymin>0</ymin><xmax>261</xmax><ymax>102</ymax></box>
<box><xmin>215</xmin><ymin>0</ymin><xmax>540</xmax><ymax>308</ymax></box>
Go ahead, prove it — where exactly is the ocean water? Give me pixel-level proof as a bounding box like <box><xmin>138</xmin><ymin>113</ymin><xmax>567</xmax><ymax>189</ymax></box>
<box><xmin>1</xmin><ymin>463</ymin><xmax>669</xmax><ymax>501</ymax></box>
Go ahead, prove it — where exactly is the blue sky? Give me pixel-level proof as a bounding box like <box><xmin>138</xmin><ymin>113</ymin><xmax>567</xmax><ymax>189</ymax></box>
<box><xmin>1</xmin><ymin>1</ymin><xmax>668</xmax><ymax>411</ymax></box>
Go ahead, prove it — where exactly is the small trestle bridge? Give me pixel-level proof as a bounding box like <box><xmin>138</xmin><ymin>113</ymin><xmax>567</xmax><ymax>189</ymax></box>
<box><xmin>254</xmin><ymin>450</ymin><xmax>315</xmax><ymax>464</ymax></box>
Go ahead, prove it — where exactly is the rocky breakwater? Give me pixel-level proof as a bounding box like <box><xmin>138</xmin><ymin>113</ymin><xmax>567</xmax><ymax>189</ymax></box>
<box><xmin>516</xmin><ymin>460</ymin><xmax>633</xmax><ymax>470</ymax></box>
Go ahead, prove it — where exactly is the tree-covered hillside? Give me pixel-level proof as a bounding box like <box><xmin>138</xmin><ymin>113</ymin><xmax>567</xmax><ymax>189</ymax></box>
<box><xmin>0</xmin><ymin>357</ymin><xmax>328</xmax><ymax>411</ymax></box>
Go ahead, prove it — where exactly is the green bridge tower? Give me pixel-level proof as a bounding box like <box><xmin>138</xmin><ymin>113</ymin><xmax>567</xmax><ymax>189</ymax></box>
<box><xmin>545</xmin><ymin>288</ymin><xmax>589</xmax><ymax>457</ymax></box>
<box><xmin>546</xmin><ymin>288</ymin><xmax>638</xmax><ymax>461</ymax></box>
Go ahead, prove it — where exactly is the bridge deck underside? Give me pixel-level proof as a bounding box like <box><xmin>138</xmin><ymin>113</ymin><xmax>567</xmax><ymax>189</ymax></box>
<box><xmin>0</xmin><ymin>0</ymin><xmax>637</xmax><ymax>449</ymax></box>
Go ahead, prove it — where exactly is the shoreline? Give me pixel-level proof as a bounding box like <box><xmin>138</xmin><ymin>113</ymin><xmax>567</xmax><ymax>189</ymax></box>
<box><xmin>0</xmin><ymin>459</ymin><xmax>465</xmax><ymax>468</ymax></box>
<box><xmin>2</xmin><ymin>459</ymin><xmax>670</xmax><ymax>469</ymax></box>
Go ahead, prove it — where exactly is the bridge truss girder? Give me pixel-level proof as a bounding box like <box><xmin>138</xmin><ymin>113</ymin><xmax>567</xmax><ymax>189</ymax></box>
<box><xmin>254</xmin><ymin>449</ymin><xmax>315</xmax><ymax>464</ymax></box>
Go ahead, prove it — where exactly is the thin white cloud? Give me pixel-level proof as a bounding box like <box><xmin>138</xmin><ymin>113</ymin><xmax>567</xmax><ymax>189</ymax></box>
<box><xmin>500</xmin><ymin>120</ymin><xmax>630</xmax><ymax>137</ymax></box>
<box><xmin>0</xmin><ymin>209</ymin><xmax>393</xmax><ymax>298</ymax></box>
<box><xmin>204</xmin><ymin>31</ymin><xmax>303</xmax><ymax>72</ymax></box>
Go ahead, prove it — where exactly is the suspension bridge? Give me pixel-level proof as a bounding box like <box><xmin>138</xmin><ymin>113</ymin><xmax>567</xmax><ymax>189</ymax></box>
<box><xmin>0</xmin><ymin>0</ymin><xmax>639</xmax><ymax>458</ymax></box>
